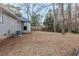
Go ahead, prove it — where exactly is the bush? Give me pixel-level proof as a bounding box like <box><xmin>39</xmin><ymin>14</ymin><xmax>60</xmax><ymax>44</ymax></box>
<box><xmin>71</xmin><ymin>30</ymin><xmax>79</xmax><ymax>34</ymax></box>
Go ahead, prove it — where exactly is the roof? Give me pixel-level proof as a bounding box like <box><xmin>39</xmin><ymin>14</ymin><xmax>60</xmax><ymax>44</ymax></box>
<box><xmin>0</xmin><ymin>4</ymin><xmax>22</xmax><ymax>21</ymax></box>
<box><xmin>21</xmin><ymin>17</ymin><xmax>30</xmax><ymax>22</ymax></box>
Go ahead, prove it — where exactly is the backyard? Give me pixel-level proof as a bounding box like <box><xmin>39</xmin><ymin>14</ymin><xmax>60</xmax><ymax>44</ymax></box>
<box><xmin>0</xmin><ymin>31</ymin><xmax>79</xmax><ymax>56</ymax></box>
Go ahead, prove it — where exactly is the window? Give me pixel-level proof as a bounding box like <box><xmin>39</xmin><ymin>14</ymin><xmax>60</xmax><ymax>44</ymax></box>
<box><xmin>24</xmin><ymin>26</ymin><xmax>27</xmax><ymax>30</ymax></box>
<box><xmin>0</xmin><ymin>10</ymin><xmax>3</xmax><ymax>22</ymax></box>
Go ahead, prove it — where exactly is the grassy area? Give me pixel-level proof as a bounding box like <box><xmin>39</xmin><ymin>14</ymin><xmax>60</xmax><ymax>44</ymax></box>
<box><xmin>0</xmin><ymin>31</ymin><xmax>79</xmax><ymax>56</ymax></box>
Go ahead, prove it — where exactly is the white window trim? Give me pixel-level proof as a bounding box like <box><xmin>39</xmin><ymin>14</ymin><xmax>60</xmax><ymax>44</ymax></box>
<box><xmin>0</xmin><ymin>10</ymin><xmax>3</xmax><ymax>23</ymax></box>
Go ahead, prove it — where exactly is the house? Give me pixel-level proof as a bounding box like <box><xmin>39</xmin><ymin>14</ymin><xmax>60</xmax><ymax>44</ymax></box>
<box><xmin>0</xmin><ymin>4</ymin><xmax>31</xmax><ymax>39</ymax></box>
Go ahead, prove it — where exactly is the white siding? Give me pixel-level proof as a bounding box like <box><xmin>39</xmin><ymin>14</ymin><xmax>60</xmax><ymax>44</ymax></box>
<box><xmin>27</xmin><ymin>22</ymin><xmax>31</xmax><ymax>32</ymax></box>
<box><xmin>0</xmin><ymin>12</ymin><xmax>22</xmax><ymax>35</ymax></box>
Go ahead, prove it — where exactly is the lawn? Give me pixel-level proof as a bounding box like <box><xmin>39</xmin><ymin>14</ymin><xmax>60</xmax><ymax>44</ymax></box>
<box><xmin>0</xmin><ymin>31</ymin><xmax>79</xmax><ymax>56</ymax></box>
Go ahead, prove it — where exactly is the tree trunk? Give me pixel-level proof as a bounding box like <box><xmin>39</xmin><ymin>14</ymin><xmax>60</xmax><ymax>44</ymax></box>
<box><xmin>53</xmin><ymin>3</ymin><xmax>56</xmax><ymax>32</ymax></box>
<box><xmin>75</xmin><ymin>4</ymin><xmax>79</xmax><ymax>33</ymax></box>
<box><xmin>60</xmin><ymin>3</ymin><xmax>65</xmax><ymax>34</ymax></box>
<box><xmin>67</xmin><ymin>3</ymin><xmax>72</xmax><ymax>32</ymax></box>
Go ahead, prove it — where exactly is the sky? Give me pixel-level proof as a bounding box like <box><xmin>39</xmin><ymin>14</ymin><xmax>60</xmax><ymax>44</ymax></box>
<box><xmin>8</xmin><ymin>3</ymin><xmax>68</xmax><ymax>25</ymax></box>
<box><xmin>13</xmin><ymin>3</ymin><xmax>53</xmax><ymax>23</ymax></box>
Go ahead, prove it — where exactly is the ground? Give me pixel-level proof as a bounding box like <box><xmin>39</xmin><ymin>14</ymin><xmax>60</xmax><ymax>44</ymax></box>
<box><xmin>0</xmin><ymin>31</ymin><xmax>79</xmax><ymax>56</ymax></box>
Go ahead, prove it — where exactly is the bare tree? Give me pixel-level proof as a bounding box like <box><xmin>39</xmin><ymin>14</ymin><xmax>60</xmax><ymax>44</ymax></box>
<box><xmin>20</xmin><ymin>4</ymin><xmax>50</xmax><ymax>20</ymax></box>
<box><xmin>52</xmin><ymin>3</ymin><xmax>56</xmax><ymax>32</ymax></box>
<box><xmin>67</xmin><ymin>3</ymin><xmax>72</xmax><ymax>32</ymax></box>
<box><xmin>60</xmin><ymin>3</ymin><xmax>65</xmax><ymax>34</ymax></box>
<box><xmin>75</xmin><ymin>3</ymin><xmax>79</xmax><ymax>33</ymax></box>
<box><xmin>74</xmin><ymin>4</ymin><xmax>78</xmax><ymax>32</ymax></box>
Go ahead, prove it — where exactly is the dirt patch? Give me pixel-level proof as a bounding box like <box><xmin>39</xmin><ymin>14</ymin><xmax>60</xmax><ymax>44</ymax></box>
<box><xmin>0</xmin><ymin>31</ymin><xmax>79</xmax><ymax>56</ymax></box>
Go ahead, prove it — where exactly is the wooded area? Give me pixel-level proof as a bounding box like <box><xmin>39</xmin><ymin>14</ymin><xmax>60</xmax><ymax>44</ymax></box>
<box><xmin>4</xmin><ymin>3</ymin><xmax>79</xmax><ymax>34</ymax></box>
<box><xmin>43</xmin><ymin>3</ymin><xmax>79</xmax><ymax>33</ymax></box>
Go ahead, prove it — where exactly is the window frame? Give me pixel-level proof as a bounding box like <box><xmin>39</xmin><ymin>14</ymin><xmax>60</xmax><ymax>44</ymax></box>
<box><xmin>0</xmin><ymin>10</ymin><xmax>3</xmax><ymax>23</ymax></box>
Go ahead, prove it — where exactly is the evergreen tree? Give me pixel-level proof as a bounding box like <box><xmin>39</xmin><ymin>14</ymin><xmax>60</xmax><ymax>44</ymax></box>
<box><xmin>43</xmin><ymin>10</ymin><xmax>54</xmax><ymax>32</ymax></box>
